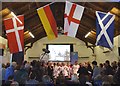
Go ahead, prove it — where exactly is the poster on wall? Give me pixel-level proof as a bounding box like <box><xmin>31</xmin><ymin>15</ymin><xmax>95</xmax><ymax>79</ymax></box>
<box><xmin>70</xmin><ymin>52</ymin><xmax>78</xmax><ymax>64</ymax></box>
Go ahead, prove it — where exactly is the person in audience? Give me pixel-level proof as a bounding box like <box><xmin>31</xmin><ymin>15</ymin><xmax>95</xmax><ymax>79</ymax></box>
<box><xmin>66</xmin><ymin>74</ymin><xmax>80</xmax><ymax>86</ymax></box>
<box><xmin>111</xmin><ymin>61</ymin><xmax>117</xmax><ymax>74</ymax></box>
<box><xmin>53</xmin><ymin>62</ymin><xmax>61</xmax><ymax>79</ymax></box>
<box><xmin>42</xmin><ymin>75</ymin><xmax>54</xmax><ymax>86</ymax></box>
<box><xmin>71</xmin><ymin>74</ymin><xmax>79</xmax><ymax>83</ymax></box>
<box><xmin>23</xmin><ymin>60</ymin><xmax>27</xmax><ymax>66</ymax></box>
<box><xmin>1</xmin><ymin>64</ymin><xmax>6</xmax><ymax>81</ymax></box>
<box><xmin>69</xmin><ymin>64</ymin><xmax>73</xmax><ymax>78</ymax></box>
<box><xmin>56</xmin><ymin>71</ymin><xmax>66</xmax><ymax>86</ymax></box>
<box><xmin>61</xmin><ymin>62</ymin><xmax>69</xmax><ymax>78</ymax></box>
<box><xmin>5</xmin><ymin>75</ymin><xmax>19</xmax><ymax>86</ymax></box>
<box><xmin>104</xmin><ymin>60</ymin><xmax>114</xmax><ymax>75</ymax></box>
<box><xmin>92</xmin><ymin>61</ymin><xmax>100</xmax><ymax>81</ymax></box>
<box><xmin>66</xmin><ymin>62</ymin><xmax>71</xmax><ymax>78</ymax></box>
<box><xmin>77</xmin><ymin>63</ymin><xmax>89</xmax><ymax>85</ymax></box>
<box><xmin>5</xmin><ymin>62</ymin><xmax>10</xmax><ymax>68</ymax></box>
<box><xmin>85</xmin><ymin>75</ymin><xmax>93</xmax><ymax>86</ymax></box>
<box><xmin>94</xmin><ymin>70</ymin><xmax>106</xmax><ymax>86</ymax></box>
<box><xmin>72</xmin><ymin>61</ymin><xmax>79</xmax><ymax>75</ymax></box>
<box><xmin>102</xmin><ymin>74</ymin><xmax>112</xmax><ymax>86</ymax></box>
<box><xmin>113</xmin><ymin>62</ymin><xmax>120</xmax><ymax>84</ymax></box>
<box><xmin>86</xmin><ymin>62</ymin><xmax>93</xmax><ymax>74</ymax></box>
<box><xmin>47</xmin><ymin>62</ymin><xmax>54</xmax><ymax>80</ymax></box>
<box><xmin>5</xmin><ymin>62</ymin><xmax>17</xmax><ymax>81</ymax></box>
<box><xmin>99</xmin><ymin>63</ymin><xmax>104</xmax><ymax>73</ymax></box>
<box><xmin>14</xmin><ymin>65</ymin><xmax>28</xmax><ymax>84</ymax></box>
<box><xmin>24</xmin><ymin>62</ymin><xmax>31</xmax><ymax>74</ymax></box>
<box><xmin>26</xmin><ymin>72</ymin><xmax>39</xmax><ymax>86</ymax></box>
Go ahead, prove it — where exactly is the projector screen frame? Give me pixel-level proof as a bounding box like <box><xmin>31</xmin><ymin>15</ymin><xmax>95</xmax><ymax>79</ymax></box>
<box><xmin>46</xmin><ymin>44</ymin><xmax>73</xmax><ymax>62</ymax></box>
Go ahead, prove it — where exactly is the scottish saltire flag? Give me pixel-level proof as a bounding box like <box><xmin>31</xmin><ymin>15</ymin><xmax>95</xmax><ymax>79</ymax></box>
<box><xmin>96</xmin><ymin>11</ymin><xmax>115</xmax><ymax>48</ymax></box>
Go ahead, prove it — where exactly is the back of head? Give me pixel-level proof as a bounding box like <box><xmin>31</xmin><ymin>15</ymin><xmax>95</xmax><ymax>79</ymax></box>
<box><xmin>12</xmin><ymin>62</ymin><xmax>17</xmax><ymax>68</ymax></box>
<box><xmin>75</xmin><ymin>61</ymin><xmax>78</xmax><ymax>65</ymax></box>
<box><xmin>42</xmin><ymin>75</ymin><xmax>51</xmax><ymax>83</ymax></box>
<box><xmin>105</xmin><ymin>60</ymin><xmax>110</xmax><ymax>65</ymax></box>
<box><xmin>6</xmin><ymin>62</ymin><xmax>10</xmax><ymax>68</ymax></box>
<box><xmin>30</xmin><ymin>73</ymin><xmax>36</xmax><ymax>79</ymax></box>
<box><xmin>2</xmin><ymin>63</ymin><xmax>6</xmax><ymax>68</ymax></box>
<box><xmin>118</xmin><ymin>62</ymin><xmax>120</xmax><ymax>67</ymax></box>
<box><xmin>71</xmin><ymin>74</ymin><xmax>79</xmax><ymax>82</ymax></box>
<box><xmin>92</xmin><ymin>61</ymin><xmax>97</xmax><ymax>65</ymax></box>
<box><xmin>8</xmin><ymin>75</ymin><xmax>14</xmax><ymax>80</ymax></box>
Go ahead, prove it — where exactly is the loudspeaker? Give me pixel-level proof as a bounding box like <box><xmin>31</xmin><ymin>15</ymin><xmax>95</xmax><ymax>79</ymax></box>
<box><xmin>118</xmin><ymin>47</ymin><xmax>120</xmax><ymax>56</ymax></box>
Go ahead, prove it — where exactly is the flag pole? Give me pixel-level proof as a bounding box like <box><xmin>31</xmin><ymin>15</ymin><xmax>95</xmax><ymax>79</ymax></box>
<box><xmin>37</xmin><ymin>1</ymin><xmax>55</xmax><ymax>10</ymax></box>
<box><xmin>10</xmin><ymin>53</ymin><xmax>13</xmax><ymax>66</ymax></box>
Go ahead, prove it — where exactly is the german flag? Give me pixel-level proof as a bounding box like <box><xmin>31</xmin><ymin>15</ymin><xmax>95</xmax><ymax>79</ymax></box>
<box><xmin>37</xmin><ymin>3</ymin><xmax>58</xmax><ymax>40</ymax></box>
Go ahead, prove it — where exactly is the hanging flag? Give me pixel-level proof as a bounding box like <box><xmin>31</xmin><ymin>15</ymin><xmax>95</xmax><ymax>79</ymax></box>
<box><xmin>96</xmin><ymin>11</ymin><xmax>115</xmax><ymax>49</ymax></box>
<box><xmin>37</xmin><ymin>3</ymin><xmax>58</xmax><ymax>40</ymax></box>
<box><xmin>4</xmin><ymin>15</ymin><xmax>24</xmax><ymax>53</ymax></box>
<box><xmin>64</xmin><ymin>1</ymin><xmax>84</xmax><ymax>37</ymax></box>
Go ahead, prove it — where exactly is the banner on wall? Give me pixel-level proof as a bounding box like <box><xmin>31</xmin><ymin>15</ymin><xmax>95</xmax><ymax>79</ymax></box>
<box><xmin>70</xmin><ymin>52</ymin><xmax>78</xmax><ymax>64</ymax></box>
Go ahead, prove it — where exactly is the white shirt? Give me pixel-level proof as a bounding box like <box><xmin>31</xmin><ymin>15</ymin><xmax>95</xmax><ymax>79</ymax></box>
<box><xmin>61</xmin><ymin>65</ymin><xmax>69</xmax><ymax>76</ymax></box>
<box><xmin>53</xmin><ymin>66</ymin><xmax>61</xmax><ymax>78</ymax></box>
<box><xmin>72</xmin><ymin>65</ymin><xmax>79</xmax><ymax>74</ymax></box>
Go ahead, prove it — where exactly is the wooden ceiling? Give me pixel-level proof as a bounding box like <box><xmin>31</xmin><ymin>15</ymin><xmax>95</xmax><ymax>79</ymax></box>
<box><xmin>1</xmin><ymin>2</ymin><xmax>120</xmax><ymax>45</ymax></box>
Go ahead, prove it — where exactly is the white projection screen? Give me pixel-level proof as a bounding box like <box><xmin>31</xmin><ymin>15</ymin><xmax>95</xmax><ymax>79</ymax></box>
<box><xmin>47</xmin><ymin>44</ymin><xmax>73</xmax><ymax>61</ymax></box>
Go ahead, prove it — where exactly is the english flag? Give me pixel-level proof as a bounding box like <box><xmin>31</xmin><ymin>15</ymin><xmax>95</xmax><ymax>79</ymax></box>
<box><xmin>96</xmin><ymin>11</ymin><xmax>115</xmax><ymax>49</ymax></box>
<box><xmin>4</xmin><ymin>15</ymin><xmax>24</xmax><ymax>53</ymax></box>
<box><xmin>64</xmin><ymin>1</ymin><xmax>84</xmax><ymax>37</ymax></box>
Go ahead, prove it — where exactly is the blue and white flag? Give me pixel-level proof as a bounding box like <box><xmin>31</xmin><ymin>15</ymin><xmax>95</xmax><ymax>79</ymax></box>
<box><xmin>96</xmin><ymin>11</ymin><xmax>115</xmax><ymax>49</ymax></box>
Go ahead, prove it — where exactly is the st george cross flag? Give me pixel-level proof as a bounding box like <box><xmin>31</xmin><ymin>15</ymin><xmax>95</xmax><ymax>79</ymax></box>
<box><xmin>96</xmin><ymin>11</ymin><xmax>115</xmax><ymax>48</ymax></box>
<box><xmin>64</xmin><ymin>1</ymin><xmax>84</xmax><ymax>37</ymax></box>
<box><xmin>37</xmin><ymin>3</ymin><xmax>58</xmax><ymax>40</ymax></box>
<box><xmin>4</xmin><ymin>15</ymin><xmax>24</xmax><ymax>53</ymax></box>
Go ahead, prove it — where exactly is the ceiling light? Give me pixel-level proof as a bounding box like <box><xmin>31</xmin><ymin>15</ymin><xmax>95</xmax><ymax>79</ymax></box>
<box><xmin>29</xmin><ymin>32</ymin><xmax>35</xmax><ymax>38</ymax></box>
<box><xmin>11</xmin><ymin>12</ymin><xmax>23</xmax><ymax>24</ymax></box>
<box><xmin>85</xmin><ymin>32</ymin><xmax>91</xmax><ymax>38</ymax></box>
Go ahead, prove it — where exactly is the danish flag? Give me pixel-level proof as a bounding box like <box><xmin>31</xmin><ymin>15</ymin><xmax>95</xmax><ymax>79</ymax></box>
<box><xmin>64</xmin><ymin>1</ymin><xmax>84</xmax><ymax>37</ymax></box>
<box><xmin>4</xmin><ymin>15</ymin><xmax>24</xmax><ymax>53</ymax></box>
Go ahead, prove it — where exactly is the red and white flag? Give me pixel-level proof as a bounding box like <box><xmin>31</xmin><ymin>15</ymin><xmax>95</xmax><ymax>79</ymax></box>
<box><xmin>4</xmin><ymin>15</ymin><xmax>24</xmax><ymax>53</ymax></box>
<box><xmin>64</xmin><ymin>1</ymin><xmax>84</xmax><ymax>37</ymax></box>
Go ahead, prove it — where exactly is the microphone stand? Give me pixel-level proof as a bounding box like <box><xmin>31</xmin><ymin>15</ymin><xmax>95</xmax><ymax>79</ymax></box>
<box><xmin>40</xmin><ymin>52</ymin><xmax>47</xmax><ymax>61</ymax></box>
